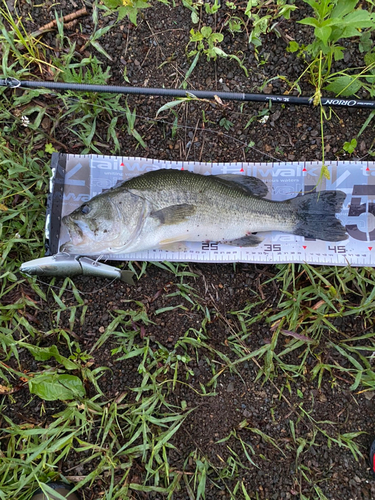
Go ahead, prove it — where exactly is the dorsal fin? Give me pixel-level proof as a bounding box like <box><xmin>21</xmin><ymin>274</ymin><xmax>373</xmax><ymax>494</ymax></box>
<box><xmin>215</xmin><ymin>174</ymin><xmax>269</xmax><ymax>197</ymax></box>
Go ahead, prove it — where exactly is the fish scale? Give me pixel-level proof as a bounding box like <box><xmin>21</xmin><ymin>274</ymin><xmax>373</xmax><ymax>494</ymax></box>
<box><xmin>60</xmin><ymin>169</ymin><xmax>347</xmax><ymax>256</ymax></box>
<box><xmin>123</xmin><ymin>169</ymin><xmax>297</xmax><ymax>232</ymax></box>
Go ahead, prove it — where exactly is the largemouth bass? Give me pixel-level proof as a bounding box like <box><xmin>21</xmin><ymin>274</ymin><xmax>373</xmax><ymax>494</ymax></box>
<box><xmin>61</xmin><ymin>169</ymin><xmax>348</xmax><ymax>256</ymax></box>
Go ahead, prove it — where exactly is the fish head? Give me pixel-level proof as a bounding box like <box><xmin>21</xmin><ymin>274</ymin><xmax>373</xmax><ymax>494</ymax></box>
<box><xmin>60</xmin><ymin>190</ymin><xmax>143</xmax><ymax>255</ymax></box>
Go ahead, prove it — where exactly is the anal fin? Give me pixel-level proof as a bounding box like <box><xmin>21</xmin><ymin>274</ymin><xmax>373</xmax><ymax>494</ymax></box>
<box><xmin>159</xmin><ymin>236</ymin><xmax>189</xmax><ymax>252</ymax></box>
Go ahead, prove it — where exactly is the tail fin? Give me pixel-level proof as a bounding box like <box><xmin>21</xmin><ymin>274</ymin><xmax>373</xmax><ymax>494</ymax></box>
<box><xmin>291</xmin><ymin>191</ymin><xmax>348</xmax><ymax>242</ymax></box>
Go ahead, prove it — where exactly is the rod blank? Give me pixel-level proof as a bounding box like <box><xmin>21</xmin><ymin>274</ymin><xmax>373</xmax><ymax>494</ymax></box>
<box><xmin>1</xmin><ymin>78</ymin><xmax>374</xmax><ymax>109</ymax></box>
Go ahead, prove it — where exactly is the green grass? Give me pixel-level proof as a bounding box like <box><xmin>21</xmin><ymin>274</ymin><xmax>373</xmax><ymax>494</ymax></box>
<box><xmin>1</xmin><ymin>1</ymin><xmax>375</xmax><ymax>499</ymax></box>
<box><xmin>1</xmin><ymin>260</ymin><xmax>373</xmax><ymax>497</ymax></box>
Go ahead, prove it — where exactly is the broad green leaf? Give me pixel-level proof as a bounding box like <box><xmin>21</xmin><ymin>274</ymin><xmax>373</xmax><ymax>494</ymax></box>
<box><xmin>103</xmin><ymin>0</ymin><xmax>120</xmax><ymax>7</ymax></box>
<box><xmin>201</xmin><ymin>26</ymin><xmax>212</xmax><ymax>38</ymax></box>
<box><xmin>304</xmin><ymin>0</ymin><xmax>326</xmax><ymax>18</ymax></box>
<box><xmin>315</xmin><ymin>25</ymin><xmax>332</xmax><ymax>46</ymax></box>
<box><xmin>249</xmin><ymin>32</ymin><xmax>262</xmax><ymax>47</ymax></box>
<box><xmin>287</xmin><ymin>41</ymin><xmax>300</xmax><ymax>53</ymax></box>
<box><xmin>298</xmin><ymin>17</ymin><xmax>320</xmax><ymax>28</ymax></box>
<box><xmin>331</xmin><ymin>0</ymin><xmax>359</xmax><ymax>19</ymax></box>
<box><xmin>29</xmin><ymin>373</ymin><xmax>85</xmax><ymax>401</ymax></box>
<box><xmin>364</xmin><ymin>50</ymin><xmax>375</xmax><ymax>67</ymax></box>
<box><xmin>324</xmin><ymin>76</ymin><xmax>362</xmax><ymax>96</ymax></box>
<box><xmin>330</xmin><ymin>12</ymin><xmax>374</xmax><ymax>42</ymax></box>
<box><xmin>343</xmin><ymin>138</ymin><xmax>357</xmax><ymax>154</ymax></box>
<box><xmin>332</xmin><ymin>45</ymin><xmax>344</xmax><ymax>61</ymax></box>
<box><xmin>128</xmin><ymin>7</ymin><xmax>139</xmax><ymax>26</ymax></box>
<box><xmin>25</xmin><ymin>344</ymin><xmax>78</xmax><ymax>370</ymax></box>
<box><xmin>339</xmin><ymin>10</ymin><xmax>374</xmax><ymax>28</ymax></box>
<box><xmin>191</xmin><ymin>11</ymin><xmax>199</xmax><ymax>24</ymax></box>
<box><xmin>302</xmin><ymin>0</ymin><xmax>319</xmax><ymax>11</ymax></box>
<box><xmin>319</xmin><ymin>18</ymin><xmax>341</xmax><ymax>27</ymax></box>
<box><xmin>338</xmin><ymin>26</ymin><xmax>365</xmax><ymax>40</ymax></box>
<box><xmin>190</xmin><ymin>29</ymin><xmax>203</xmax><ymax>42</ymax></box>
<box><xmin>359</xmin><ymin>32</ymin><xmax>372</xmax><ymax>53</ymax></box>
<box><xmin>212</xmin><ymin>47</ymin><xmax>227</xmax><ymax>57</ymax></box>
<box><xmin>278</xmin><ymin>5</ymin><xmax>297</xmax><ymax>20</ymax></box>
<box><xmin>211</xmin><ymin>33</ymin><xmax>224</xmax><ymax>43</ymax></box>
<box><xmin>117</xmin><ymin>6</ymin><xmax>130</xmax><ymax>21</ymax></box>
<box><xmin>45</xmin><ymin>143</ymin><xmax>58</xmax><ymax>154</ymax></box>
<box><xmin>245</xmin><ymin>0</ymin><xmax>260</xmax><ymax>16</ymax></box>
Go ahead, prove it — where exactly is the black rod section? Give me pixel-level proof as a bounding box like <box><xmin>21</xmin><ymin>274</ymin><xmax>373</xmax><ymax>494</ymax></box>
<box><xmin>1</xmin><ymin>78</ymin><xmax>374</xmax><ymax>109</ymax></box>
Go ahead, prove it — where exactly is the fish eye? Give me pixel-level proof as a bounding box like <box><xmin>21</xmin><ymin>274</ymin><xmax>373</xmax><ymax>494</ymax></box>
<box><xmin>80</xmin><ymin>204</ymin><xmax>91</xmax><ymax>215</ymax></box>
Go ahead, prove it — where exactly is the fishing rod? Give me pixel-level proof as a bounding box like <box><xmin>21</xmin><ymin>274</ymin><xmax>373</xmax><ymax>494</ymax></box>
<box><xmin>1</xmin><ymin>77</ymin><xmax>375</xmax><ymax>109</ymax></box>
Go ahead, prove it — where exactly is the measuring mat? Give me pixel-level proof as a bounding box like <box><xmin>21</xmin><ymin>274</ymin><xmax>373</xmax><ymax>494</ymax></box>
<box><xmin>47</xmin><ymin>153</ymin><xmax>375</xmax><ymax>266</ymax></box>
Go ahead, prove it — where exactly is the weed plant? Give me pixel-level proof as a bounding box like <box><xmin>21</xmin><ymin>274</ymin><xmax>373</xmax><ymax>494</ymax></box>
<box><xmin>287</xmin><ymin>0</ymin><xmax>375</xmax><ymax>159</ymax></box>
<box><xmin>290</xmin><ymin>0</ymin><xmax>375</xmax><ymax>91</ymax></box>
<box><xmin>101</xmin><ymin>0</ymin><xmax>170</xmax><ymax>26</ymax></box>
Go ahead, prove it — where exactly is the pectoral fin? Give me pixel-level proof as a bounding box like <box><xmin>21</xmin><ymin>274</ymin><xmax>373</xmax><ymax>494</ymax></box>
<box><xmin>151</xmin><ymin>204</ymin><xmax>196</xmax><ymax>225</ymax></box>
<box><xmin>224</xmin><ymin>234</ymin><xmax>263</xmax><ymax>247</ymax></box>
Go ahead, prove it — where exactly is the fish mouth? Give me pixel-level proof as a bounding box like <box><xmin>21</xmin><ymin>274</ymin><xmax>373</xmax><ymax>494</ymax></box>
<box><xmin>70</xmin><ymin>225</ymin><xmax>84</xmax><ymax>245</ymax></box>
<box><xmin>61</xmin><ymin>217</ymin><xmax>89</xmax><ymax>251</ymax></box>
